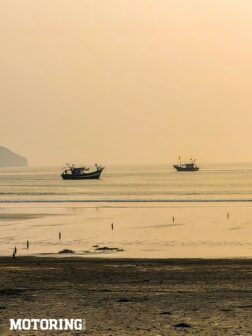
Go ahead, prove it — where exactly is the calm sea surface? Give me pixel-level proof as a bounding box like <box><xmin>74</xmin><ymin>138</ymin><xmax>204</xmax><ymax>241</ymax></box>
<box><xmin>0</xmin><ymin>163</ymin><xmax>252</xmax><ymax>203</ymax></box>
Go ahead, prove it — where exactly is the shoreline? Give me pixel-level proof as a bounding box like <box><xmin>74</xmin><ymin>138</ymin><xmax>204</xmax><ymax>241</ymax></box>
<box><xmin>1</xmin><ymin>255</ymin><xmax>252</xmax><ymax>260</ymax></box>
<box><xmin>2</xmin><ymin>254</ymin><xmax>252</xmax><ymax>260</ymax></box>
<box><xmin>2</xmin><ymin>199</ymin><xmax>252</xmax><ymax>204</ymax></box>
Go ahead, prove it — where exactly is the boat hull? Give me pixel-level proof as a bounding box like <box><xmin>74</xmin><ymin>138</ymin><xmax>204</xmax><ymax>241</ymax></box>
<box><xmin>173</xmin><ymin>165</ymin><xmax>199</xmax><ymax>172</ymax></box>
<box><xmin>61</xmin><ymin>169</ymin><xmax>104</xmax><ymax>180</ymax></box>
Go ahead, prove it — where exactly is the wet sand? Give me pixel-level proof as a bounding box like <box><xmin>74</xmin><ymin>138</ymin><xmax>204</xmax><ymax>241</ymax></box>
<box><xmin>0</xmin><ymin>257</ymin><xmax>251</xmax><ymax>335</ymax></box>
<box><xmin>0</xmin><ymin>213</ymin><xmax>54</xmax><ymax>222</ymax></box>
<box><xmin>1</xmin><ymin>204</ymin><xmax>252</xmax><ymax>258</ymax></box>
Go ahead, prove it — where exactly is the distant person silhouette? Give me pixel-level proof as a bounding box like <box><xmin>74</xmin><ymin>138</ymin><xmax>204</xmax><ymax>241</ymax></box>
<box><xmin>172</xmin><ymin>216</ymin><xmax>175</xmax><ymax>223</ymax></box>
<box><xmin>227</xmin><ymin>213</ymin><xmax>230</xmax><ymax>220</ymax></box>
<box><xmin>26</xmin><ymin>240</ymin><xmax>29</xmax><ymax>249</ymax></box>
<box><xmin>12</xmin><ymin>247</ymin><xmax>17</xmax><ymax>258</ymax></box>
<box><xmin>59</xmin><ymin>232</ymin><xmax>62</xmax><ymax>241</ymax></box>
<box><xmin>111</xmin><ymin>223</ymin><xmax>114</xmax><ymax>230</ymax></box>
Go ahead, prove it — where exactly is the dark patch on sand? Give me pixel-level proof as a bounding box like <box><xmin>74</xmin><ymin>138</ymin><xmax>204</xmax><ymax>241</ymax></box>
<box><xmin>174</xmin><ymin>322</ymin><xmax>192</xmax><ymax>328</ymax></box>
<box><xmin>95</xmin><ymin>246</ymin><xmax>124</xmax><ymax>252</ymax></box>
<box><xmin>58</xmin><ymin>249</ymin><xmax>75</xmax><ymax>254</ymax></box>
<box><xmin>227</xmin><ymin>227</ymin><xmax>242</xmax><ymax>231</ymax></box>
<box><xmin>117</xmin><ymin>296</ymin><xmax>149</xmax><ymax>303</ymax></box>
<box><xmin>117</xmin><ymin>298</ymin><xmax>130</xmax><ymax>303</ymax></box>
<box><xmin>0</xmin><ymin>288</ymin><xmax>23</xmax><ymax>296</ymax></box>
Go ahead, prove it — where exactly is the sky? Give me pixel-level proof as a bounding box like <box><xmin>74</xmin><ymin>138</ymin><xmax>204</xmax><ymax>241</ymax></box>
<box><xmin>1</xmin><ymin>1</ymin><xmax>252</xmax><ymax>166</ymax></box>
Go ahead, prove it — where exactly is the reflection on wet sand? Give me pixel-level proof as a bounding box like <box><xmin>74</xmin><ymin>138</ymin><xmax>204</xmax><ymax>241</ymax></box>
<box><xmin>0</xmin><ymin>203</ymin><xmax>251</xmax><ymax>258</ymax></box>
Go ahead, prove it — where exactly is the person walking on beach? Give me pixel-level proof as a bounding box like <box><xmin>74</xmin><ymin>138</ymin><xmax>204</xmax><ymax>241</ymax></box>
<box><xmin>26</xmin><ymin>240</ymin><xmax>29</xmax><ymax>249</ymax></box>
<box><xmin>111</xmin><ymin>223</ymin><xmax>114</xmax><ymax>230</ymax></box>
<box><xmin>14</xmin><ymin>246</ymin><xmax>17</xmax><ymax>255</ymax></box>
<box><xmin>172</xmin><ymin>216</ymin><xmax>175</xmax><ymax>223</ymax></box>
<box><xmin>59</xmin><ymin>231</ymin><xmax>61</xmax><ymax>241</ymax></box>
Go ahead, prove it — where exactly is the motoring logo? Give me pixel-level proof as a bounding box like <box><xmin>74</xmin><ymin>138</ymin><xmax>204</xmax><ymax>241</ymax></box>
<box><xmin>10</xmin><ymin>319</ymin><xmax>86</xmax><ymax>331</ymax></box>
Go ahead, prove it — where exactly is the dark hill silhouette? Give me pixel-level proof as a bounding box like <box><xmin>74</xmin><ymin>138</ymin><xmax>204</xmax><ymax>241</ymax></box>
<box><xmin>0</xmin><ymin>146</ymin><xmax>28</xmax><ymax>167</ymax></box>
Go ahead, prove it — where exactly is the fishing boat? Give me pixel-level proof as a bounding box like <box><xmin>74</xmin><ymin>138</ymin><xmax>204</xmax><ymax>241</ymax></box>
<box><xmin>173</xmin><ymin>158</ymin><xmax>199</xmax><ymax>172</ymax></box>
<box><xmin>61</xmin><ymin>164</ymin><xmax>105</xmax><ymax>180</ymax></box>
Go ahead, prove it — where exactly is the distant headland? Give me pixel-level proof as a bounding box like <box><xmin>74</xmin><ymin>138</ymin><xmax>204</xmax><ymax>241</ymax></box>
<box><xmin>0</xmin><ymin>146</ymin><xmax>28</xmax><ymax>167</ymax></box>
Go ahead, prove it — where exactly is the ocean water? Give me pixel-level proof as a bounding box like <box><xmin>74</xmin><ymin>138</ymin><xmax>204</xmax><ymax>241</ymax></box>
<box><xmin>1</xmin><ymin>163</ymin><xmax>252</xmax><ymax>203</ymax></box>
<box><xmin>0</xmin><ymin>164</ymin><xmax>252</xmax><ymax>258</ymax></box>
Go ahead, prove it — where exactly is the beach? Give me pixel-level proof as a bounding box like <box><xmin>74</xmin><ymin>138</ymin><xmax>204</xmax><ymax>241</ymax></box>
<box><xmin>0</xmin><ymin>257</ymin><xmax>251</xmax><ymax>335</ymax></box>
<box><xmin>0</xmin><ymin>205</ymin><xmax>251</xmax><ymax>335</ymax></box>
<box><xmin>0</xmin><ymin>166</ymin><xmax>252</xmax><ymax>335</ymax></box>
<box><xmin>0</xmin><ymin>204</ymin><xmax>252</xmax><ymax>258</ymax></box>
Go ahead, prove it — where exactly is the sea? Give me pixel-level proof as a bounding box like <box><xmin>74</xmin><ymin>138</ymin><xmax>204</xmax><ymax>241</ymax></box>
<box><xmin>0</xmin><ymin>163</ymin><xmax>252</xmax><ymax>258</ymax></box>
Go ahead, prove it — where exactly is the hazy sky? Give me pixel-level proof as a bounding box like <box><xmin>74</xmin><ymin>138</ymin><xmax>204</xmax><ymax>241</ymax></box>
<box><xmin>1</xmin><ymin>1</ymin><xmax>252</xmax><ymax>166</ymax></box>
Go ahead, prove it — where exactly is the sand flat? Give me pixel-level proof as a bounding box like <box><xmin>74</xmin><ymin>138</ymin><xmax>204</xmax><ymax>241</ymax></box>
<box><xmin>0</xmin><ymin>257</ymin><xmax>251</xmax><ymax>335</ymax></box>
<box><xmin>1</xmin><ymin>204</ymin><xmax>252</xmax><ymax>258</ymax></box>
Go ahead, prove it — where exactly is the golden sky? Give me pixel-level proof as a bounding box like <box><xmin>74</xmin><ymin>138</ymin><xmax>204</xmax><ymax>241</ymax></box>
<box><xmin>1</xmin><ymin>1</ymin><xmax>252</xmax><ymax>165</ymax></box>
